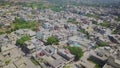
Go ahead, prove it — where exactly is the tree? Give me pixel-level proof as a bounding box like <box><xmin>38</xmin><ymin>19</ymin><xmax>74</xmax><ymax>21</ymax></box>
<box><xmin>78</xmin><ymin>28</ymin><xmax>87</xmax><ymax>34</ymax></box>
<box><xmin>95</xmin><ymin>64</ymin><xmax>101</xmax><ymax>68</ymax></box>
<box><xmin>94</xmin><ymin>41</ymin><xmax>108</xmax><ymax>49</ymax></box>
<box><xmin>12</xmin><ymin>17</ymin><xmax>37</xmax><ymax>31</ymax></box>
<box><xmin>99</xmin><ymin>21</ymin><xmax>110</xmax><ymax>28</ymax></box>
<box><xmin>30</xmin><ymin>56</ymin><xmax>40</xmax><ymax>66</ymax></box>
<box><xmin>92</xmin><ymin>21</ymin><xmax>98</xmax><ymax>25</ymax></box>
<box><xmin>66</xmin><ymin>46</ymin><xmax>83</xmax><ymax>61</ymax></box>
<box><xmin>115</xmin><ymin>15</ymin><xmax>120</xmax><ymax>21</ymax></box>
<box><xmin>5</xmin><ymin>60</ymin><xmax>11</xmax><ymax>65</ymax></box>
<box><xmin>16</xmin><ymin>36</ymin><xmax>31</xmax><ymax>45</ymax></box>
<box><xmin>64</xmin><ymin>65</ymin><xmax>70</xmax><ymax>68</ymax></box>
<box><xmin>112</xmin><ymin>24</ymin><xmax>120</xmax><ymax>34</ymax></box>
<box><xmin>0</xmin><ymin>46</ymin><xmax>1</xmax><ymax>52</ymax></box>
<box><xmin>86</xmin><ymin>32</ymin><xmax>90</xmax><ymax>39</ymax></box>
<box><xmin>46</xmin><ymin>36</ymin><xmax>59</xmax><ymax>45</ymax></box>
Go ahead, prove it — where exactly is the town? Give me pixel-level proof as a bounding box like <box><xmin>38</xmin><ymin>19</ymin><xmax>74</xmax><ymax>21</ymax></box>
<box><xmin>0</xmin><ymin>0</ymin><xmax>120</xmax><ymax>68</ymax></box>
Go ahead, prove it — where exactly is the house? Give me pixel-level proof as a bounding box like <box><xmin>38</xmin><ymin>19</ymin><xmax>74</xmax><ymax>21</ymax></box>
<box><xmin>7</xmin><ymin>32</ymin><xmax>18</xmax><ymax>45</ymax></box>
<box><xmin>103</xmin><ymin>63</ymin><xmax>114</xmax><ymax>68</ymax></box>
<box><xmin>13</xmin><ymin>57</ymin><xmax>37</xmax><ymax>68</ymax></box>
<box><xmin>57</xmin><ymin>49</ymin><xmax>74</xmax><ymax>61</ymax></box>
<box><xmin>32</xmin><ymin>39</ymin><xmax>44</xmax><ymax>46</ymax></box>
<box><xmin>93</xmin><ymin>26</ymin><xmax>105</xmax><ymax>35</ymax></box>
<box><xmin>105</xmin><ymin>48</ymin><xmax>120</xmax><ymax>68</ymax></box>
<box><xmin>89</xmin><ymin>47</ymin><xmax>110</xmax><ymax>66</ymax></box>
<box><xmin>3</xmin><ymin>63</ymin><xmax>16</xmax><ymax>68</ymax></box>
<box><xmin>43</xmin><ymin>46</ymin><xmax>57</xmax><ymax>56</ymax></box>
<box><xmin>42</xmin><ymin>22</ymin><xmax>52</xmax><ymax>29</ymax></box>
<box><xmin>23</xmin><ymin>38</ymin><xmax>44</xmax><ymax>55</ymax></box>
<box><xmin>68</xmin><ymin>24</ymin><xmax>77</xmax><ymax>32</ymax></box>
<box><xmin>1</xmin><ymin>44</ymin><xmax>17</xmax><ymax>56</ymax></box>
<box><xmin>0</xmin><ymin>34</ymin><xmax>8</xmax><ymax>45</ymax></box>
<box><xmin>108</xmin><ymin>35</ymin><xmax>120</xmax><ymax>44</ymax></box>
<box><xmin>0</xmin><ymin>44</ymin><xmax>37</xmax><ymax>68</ymax></box>
<box><xmin>45</xmin><ymin>53</ymin><xmax>67</xmax><ymax>68</ymax></box>
<box><xmin>47</xmin><ymin>58</ymin><xmax>66</xmax><ymax>68</ymax></box>
<box><xmin>67</xmin><ymin>40</ymin><xmax>80</xmax><ymax>47</ymax></box>
<box><xmin>36</xmin><ymin>31</ymin><xmax>51</xmax><ymax>41</ymax></box>
<box><xmin>24</xmin><ymin>29</ymin><xmax>36</xmax><ymax>37</ymax></box>
<box><xmin>32</xmin><ymin>45</ymin><xmax>56</xmax><ymax>58</ymax></box>
<box><xmin>42</xmin><ymin>48</ymin><xmax>74</xmax><ymax>68</ymax></box>
<box><xmin>15</xmin><ymin>29</ymin><xmax>36</xmax><ymax>38</ymax></box>
<box><xmin>24</xmin><ymin>41</ymin><xmax>36</xmax><ymax>54</ymax></box>
<box><xmin>104</xmin><ymin>56</ymin><xmax>120</xmax><ymax>68</ymax></box>
<box><xmin>14</xmin><ymin>29</ymin><xmax>24</xmax><ymax>37</ymax></box>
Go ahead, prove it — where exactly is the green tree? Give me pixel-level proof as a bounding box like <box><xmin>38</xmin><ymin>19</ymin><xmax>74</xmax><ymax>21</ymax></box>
<box><xmin>30</xmin><ymin>57</ymin><xmax>40</xmax><ymax>66</ymax></box>
<box><xmin>94</xmin><ymin>41</ymin><xmax>108</xmax><ymax>49</ymax></box>
<box><xmin>92</xmin><ymin>21</ymin><xmax>98</xmax><ymax>25</ymax></box>
<box><xmin>0</xmin><ymin>46</ymin><xmax>1</xmax><ymax>52</ymax></box>
<box><xmin>96</xmin><ymin>41</ymin><xmax>108</xmax><ymax>47</ymax></box>
<box><xmin>12</xmin><ymin>17</ymin><xmax>37</xmax><ymax>31</ymax></box>
<box><xmin>66</xmin><ymin>46</ymin><xmax>83</xmax><ymax>61</ymax></box>
<box><xmin>78</xmin><ymin>28</ymin><xmax>87</xmax><ymax>34</ymax></box>
<box><xmin>86</xmin><ymin>32</ymin><xmax>90</xmax><ymax>39</ymax></box>
<box><xmin>95</xmin><ymin>64</ymin><xmax>101</xmax><ymax>68</ymax></box>
<box><xmin>99</xmin><ymin>21</ymin><xmax>110</xmax><ymax>28</ymax></box>
<box><xmin>64</xmin><ymin>65</ymin><xmax>70</xmax><ymax>68</ymax></box>
<box><xmin>115</xmin><ymin>15</ymin><xmax>120</xmax><ymax>21</ymax></box>
<box><xmin>16</xmin><ymin>36</ymin><xmax>31</xmax><ymax>45</ymax></box>
<box><xmin>5</xmin><ymin>60</ymin><xmax>11</xmax><ymax>65</ymax></box>
<box><xmin>46</xmin><ymin>36</ymin><xmax>59</xmax><ymax>45</ymax></box>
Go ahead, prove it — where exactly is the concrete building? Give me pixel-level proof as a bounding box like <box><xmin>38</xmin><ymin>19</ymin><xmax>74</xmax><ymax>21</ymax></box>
<box><xmin>106</xmin><ymin>56</ymin><xmax>120</xmax><ymax>68</ymax></box>
<box><xmin>89</xmin><ymin>48</ymin><xmax>110</xmax><ymax>66</ymax></box>
<box><xmin>58</xmin><ymin>49</ymin><xmax>74</xmax><ymax>61</ymax></box>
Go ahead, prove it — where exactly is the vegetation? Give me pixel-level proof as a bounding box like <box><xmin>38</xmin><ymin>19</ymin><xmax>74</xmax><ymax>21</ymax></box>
<box><xmin>78</xmin><ymin>28</ymin><xmax>90</xmax><ymax>39</ymax></box>
<box><xmin>48</xmin><ymin>0</ymin><xmax>79</xmax><ymax>7</ymax></box>
<box><xmin>95</xmin><ymin>64</ymin><xmax>101</xmax><ymax>68</ymax></box>
<box><xmin>46</xmin><ymin>36</ymin><xmax>59</xmax><ymax>45</ymax></box>
<box><xmin>30</xmin><ymin>57</ymin><xmax>40</xmax><ymax>66</ymax></box>
<box><xmin>5</xmin><ymin>60</ymin><xmax>11</xmax><ymax>65</ymax></box>
<box><xmin>16</xmin><ymin>36</ymin><xmax>31</xmax><ymax>45</ymax></box>
<box><xmin>78</xmin><ymin>29</ymin><xmax>87</xmax><ymax>34</ymax></box>
<box><xmin>112</xmin><ymin>30</ymin><xmax>119</xmax><ymax>34</ymax></box>
<box><xmin>95</xmin><ymin>40</ymin><xmax>108</xmax><ymax>49</ymax></box>
<box><xmin>92</xmin><ymin>20</ymin><xmax>98</xmax><ymax>25</ymax></box>
<box><xmin>50</xmin><ymin>5</ymin><xmax>65</xmax><ymax>12</ymax></box>
<box><xmin>115</xmin><ymin>15</ymin><xmax>120</xmax><ymax>21</ymax></box>
<box><xmin>0</xmin><ymin>32</ymin><xmax>4</xmax><ymax>35</ymax></box>
<box><xmin>0</xmin><ymin>1</ymin><xmax>10</xmax><ymax>6</ymax></box>
<box><xmin>99</xmin><ymin>21</ymin><xmax>110</xmax><ymax>28</ymax></box>
<box><xmin>97</xmin><ymin>41</ymin><xmax>108</xmax><ymax>46</ymax></box>
<box><xmin>112</xmin><ymin>29</ymin><xmax>118</xmax><ymax>34</ymax></box>
<box><xmin>88</xmin><ymin>59</ymin><xmax>101</xmax><ymax>68</ymax></box>
<box><xmin>48</xmin><ymin>0</ymin><xmax>120</xmax><ymax>8</ymax></box>
<box><xmin>0</xmin><ymin>47</ymin><xmax>1</xmax><ymax>52</ymax></box>
<box><xmin>23</xmin><ymin>2</ymin><xmax>51</xmax><ymax>9</ymax></box>
<box><xmin>86</xmin><ymin>13</ymin><xmax>100</xmax><ymax>18</ymax></box>
<box><xmin>38</xmin><ymin>58</ymin><xmax>46</xmax><ymax>63</ymax></box>
<box><xmin>22</xmin><ymin>2</ymin><xmax>65</xmax><ymax>12</ymax></box>
<box><xmin>65</xmin><ymin>46</ymin><xmax>83</xmax><ymax>61</ymax></box>
<box><xmin>112</xmin><ymin>26</ymin><xmax>120</xmax><ymax>34</ymax></box>
<box><xmin>64</xmin><ymin>65</ymin><xmax>70</xmax><ymax>68</ymax></box>
<box><xmin>67</xmin><ymin>18</ymin><xmax>78</xmax><ymax>24</ymax></box>
<box><xmin>12</xmin><ymin>18</ymin><xmax>37</xmax><ymax>31</ymax></box>
<box><xmin>86</xmin><ymin>32</ymin><xmax>90</xmax><ymax>39</ymax></box>
<box><xmin>0</xmin><ymin>18</ymin><xmax>37</xmax><ymax>35</ymax></box>
<box><xmin>94</xmin><ymin>44</ymin><xmax>99</xmax><ymax>49</ymax></box>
